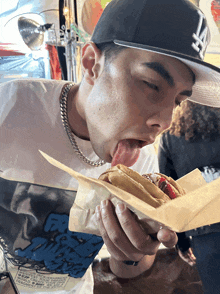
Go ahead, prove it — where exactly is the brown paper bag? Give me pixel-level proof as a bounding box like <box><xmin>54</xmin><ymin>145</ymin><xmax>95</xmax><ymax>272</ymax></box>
<box><xmin>40</xmin><ymin>151</ymin><xmax>220</xmax><ymax>234</ymax></box>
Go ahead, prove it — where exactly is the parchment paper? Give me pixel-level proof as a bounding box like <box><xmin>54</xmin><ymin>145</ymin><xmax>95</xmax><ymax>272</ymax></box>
<box><xmin>40</xmin><ymin>151</ymin><xmax>220</xmax><ymax>234</ymax></box>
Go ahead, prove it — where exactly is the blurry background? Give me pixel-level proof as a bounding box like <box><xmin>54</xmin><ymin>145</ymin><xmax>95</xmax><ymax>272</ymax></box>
<box><xmin>0</xmin><ymin>0</ymin><xmax>220</xmax><ymax>84</ymax></box>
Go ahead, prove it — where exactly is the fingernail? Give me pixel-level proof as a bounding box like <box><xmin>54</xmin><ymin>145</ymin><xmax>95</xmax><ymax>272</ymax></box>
<box><xmin>160</xmin><ymin>232</ymin><xmax>171</xmax><ymax>242</ymax></box>
<box><xmin>116</xmin><ymin>203</ymin><xmax>125</xmax><ymax>214</ymax></box>
<box><xmin>101</xmin><ymin>200</ymin><xmax>108</xmax><ymax>208</ymax></box>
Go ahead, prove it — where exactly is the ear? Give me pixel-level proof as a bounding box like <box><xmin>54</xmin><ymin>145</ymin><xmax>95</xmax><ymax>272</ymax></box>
<box><xmin>81</xmin><ymin>42</ymin><xmax>104</xmax><ymax>85</ymax></box>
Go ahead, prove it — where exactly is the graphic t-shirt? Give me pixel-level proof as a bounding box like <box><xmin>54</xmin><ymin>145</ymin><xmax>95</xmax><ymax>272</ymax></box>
<box><xmin>0</xmin><ymin>79</ymin><xmax>159</xmax><ymax>293</ymax></box>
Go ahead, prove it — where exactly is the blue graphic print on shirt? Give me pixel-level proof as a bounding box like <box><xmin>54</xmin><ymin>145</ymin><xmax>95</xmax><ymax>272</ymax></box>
<box><xmin>16</xmin><ymin>213</ymin><xmax>104</xmax><ymax>278</ymax></box>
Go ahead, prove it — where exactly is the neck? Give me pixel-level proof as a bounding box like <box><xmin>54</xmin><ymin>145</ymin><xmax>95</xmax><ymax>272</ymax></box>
<box><xmin>67</xmin><ymin>83</ymin><xmax>90</xmax><ymax>141</ymax></box>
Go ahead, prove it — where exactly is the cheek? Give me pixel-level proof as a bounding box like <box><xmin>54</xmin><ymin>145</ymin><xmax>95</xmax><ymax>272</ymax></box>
<box><xmin>86</xmin><ymin>74</ymin><xmax>148</xmax><ymax>136</ymax></box>
<box><xmin>86</xmin><ymin>99</ymin><xmax>138</xmax><ymax>141</ymax></box>
<box><xmin>84</xmin><ymin>93</ymin><xmax>122</xmax><ymax>139</ymax></box>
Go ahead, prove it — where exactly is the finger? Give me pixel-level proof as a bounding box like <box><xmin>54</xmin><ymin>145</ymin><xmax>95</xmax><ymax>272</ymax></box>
<box><xmin>98</xmin><ymin>200</ymin><xmax>144</xmax><ymax>261</ymax></box>
<box><xmin>157</xmin><ymin>228</ymin><xmax>178</xmax><ymax>248</ymax></box>
<box><xmin>95</xmin><ymin>204</ymin><xmax>129</xmax><ymax>261</ymax></box>
<box><xmin>115</xmin><ymin>203</ymin><xmax>160</xmax><ymax>256</ymax></box>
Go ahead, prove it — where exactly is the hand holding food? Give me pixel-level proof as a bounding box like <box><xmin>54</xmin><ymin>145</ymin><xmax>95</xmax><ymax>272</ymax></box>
<box><xmin>95</xmin><ymin>164</ymin><xmax>182</xmax><ymax>278</ymax></box>
<box><xmin>95</xmin><ymin>199</ymin><xmax>178</xmax><ymax>278</ymax></box>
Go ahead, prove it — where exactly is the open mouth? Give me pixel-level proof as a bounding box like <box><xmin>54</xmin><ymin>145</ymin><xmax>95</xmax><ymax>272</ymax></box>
<box><xmin>111</xmin><ymin>139</ymin><xmax>149</xmax><ymax>167</ymax></box>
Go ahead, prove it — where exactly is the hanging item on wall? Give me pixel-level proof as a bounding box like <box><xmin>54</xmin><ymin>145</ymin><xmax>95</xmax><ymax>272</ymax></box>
<box><xmin>211</xmin><ymin>0</ymin><xmax>220</xmax><ymax>25</ymax></box>
<box><xmin>81</xmin><ymin>0</ymin><xmax>103</xmax><ymax>35</ymax></box>
<box><xmin>76</xmin><ymin>0</ymin><xmax>112</xmax><ymax>37</ymax></box>
<box><xmin>46</xmin><ymin>44</ymin><xmax>62</xmax><ymax>80</ymax></box>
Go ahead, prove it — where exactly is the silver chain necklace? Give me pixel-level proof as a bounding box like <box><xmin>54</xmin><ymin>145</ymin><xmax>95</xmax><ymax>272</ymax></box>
<box><xmin>60</xmin><ymin>83</ymin><xmax>106</xmax><ymax>167</ymax></box>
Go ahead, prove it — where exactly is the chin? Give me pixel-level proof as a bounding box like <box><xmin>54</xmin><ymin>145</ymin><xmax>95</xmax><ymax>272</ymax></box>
<box><xmin>91</xmin><ymin>143</ymin><xmax>111</xmax><ymax>163</ymax></box>
<box><xmin>102</xmin><ymin>153</ymin><xmax>112</xmax><ymax>163</ymax></box>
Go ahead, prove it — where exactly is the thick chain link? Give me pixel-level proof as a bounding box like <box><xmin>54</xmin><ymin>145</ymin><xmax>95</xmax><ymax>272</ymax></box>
<box><xmin>60</xmin><ymin>83</ymin><xmax>106</xmax><ymax>167</ymax></box>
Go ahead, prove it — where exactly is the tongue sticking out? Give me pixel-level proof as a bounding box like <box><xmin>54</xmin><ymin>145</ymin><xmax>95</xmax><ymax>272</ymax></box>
<box><xmin>111</xmin><ymin>139</ymin><xmax>141</xmax><ymax>167</ymax></box>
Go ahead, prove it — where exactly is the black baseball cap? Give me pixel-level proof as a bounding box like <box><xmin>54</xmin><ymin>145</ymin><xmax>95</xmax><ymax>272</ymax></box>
<box><xmin>91</xmin><ymin>0</ymin><xmax>220</xmax><ymax>108</ymax></box>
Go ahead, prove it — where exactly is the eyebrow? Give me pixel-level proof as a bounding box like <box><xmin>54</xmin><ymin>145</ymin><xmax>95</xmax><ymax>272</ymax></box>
<box><xmin>143</xmin><ymin>62</ymin><xmax>174</xmax><ymax>86</ymax></box>
<box><xmin>142</xmin><ymin>61</ymin><xmax>195</xmax><ymax>97</ymax></box>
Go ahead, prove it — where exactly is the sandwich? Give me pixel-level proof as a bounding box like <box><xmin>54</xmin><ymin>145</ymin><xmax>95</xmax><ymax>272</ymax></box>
<box><xmin>99</xmin><ymin>164</ymin><xmax>185</xmax><ymax>208</ymax></box>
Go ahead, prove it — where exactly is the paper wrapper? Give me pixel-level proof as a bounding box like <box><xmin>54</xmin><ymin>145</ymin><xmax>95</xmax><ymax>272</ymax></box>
<box><xmin>40</xmin><ymin>151</ymin><xmax>220</xmax><ymax>235</ymax></box>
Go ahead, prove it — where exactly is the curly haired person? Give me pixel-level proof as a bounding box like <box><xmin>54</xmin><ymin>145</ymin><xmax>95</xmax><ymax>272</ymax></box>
<box><xmin>159</xmin><ymin>100</ymin><xmax>220</xmax><ymax>293</ymax></box>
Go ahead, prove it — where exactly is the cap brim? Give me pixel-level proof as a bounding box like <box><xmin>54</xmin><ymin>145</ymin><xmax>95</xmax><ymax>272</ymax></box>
<box><xmin>114</xmin><ymin>40</ymin><xmax>220</xmax><ymax>108</ymax></box>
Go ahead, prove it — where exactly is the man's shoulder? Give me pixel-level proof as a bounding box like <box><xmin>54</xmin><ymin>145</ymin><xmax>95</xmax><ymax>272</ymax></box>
<box><xmin>0</xmin><ymin>78</ymin><xmax>68</xmax><ymax>105</ymax></box>
<box><xmin>0</xmin><ymin>78</ymin><xmax>65</xmax><ymax>91</ymax></box>
<box><xmin>0</xmin><ymin>78</ymin><xmax>45</xmax><ymax>87</ymax></box>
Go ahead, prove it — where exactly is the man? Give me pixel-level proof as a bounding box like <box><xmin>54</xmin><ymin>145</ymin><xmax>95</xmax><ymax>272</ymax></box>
<box><xmin>1</xmin><ymin>0</ymin><xmax>220</xmax><ymax>293</ymax></box>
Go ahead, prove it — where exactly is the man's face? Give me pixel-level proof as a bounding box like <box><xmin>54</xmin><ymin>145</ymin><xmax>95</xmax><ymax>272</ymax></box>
<box><xmin>83</xmin><ymin>47</ymin><xmax>194</xmax><ymax>166</ymax></box>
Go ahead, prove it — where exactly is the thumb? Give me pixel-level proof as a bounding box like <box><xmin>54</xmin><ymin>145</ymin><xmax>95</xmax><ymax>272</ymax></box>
<box><xmin>157</xmin><ymin>228</ymin><xmax>178</xmax><ymax>248</ymax></box>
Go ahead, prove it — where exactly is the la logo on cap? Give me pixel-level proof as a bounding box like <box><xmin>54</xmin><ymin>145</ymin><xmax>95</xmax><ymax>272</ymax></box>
<box><xmin>192</xmin><ymin>10</ymin><xmax>209</xmax><ymax>60</ymax></box>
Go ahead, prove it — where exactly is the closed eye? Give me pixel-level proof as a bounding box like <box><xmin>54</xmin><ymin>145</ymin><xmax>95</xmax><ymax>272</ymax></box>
<box><xmin>143</xmin><ymin>81</ymin><xmax>159</xmax><ymax>92</ymax></box>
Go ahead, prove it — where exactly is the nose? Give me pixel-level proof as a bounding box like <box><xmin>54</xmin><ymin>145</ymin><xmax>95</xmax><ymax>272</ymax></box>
<box><xmin>146</xmin><ymin>105</ymin><xmax>174</xmax><ymax>133</ymax></box>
